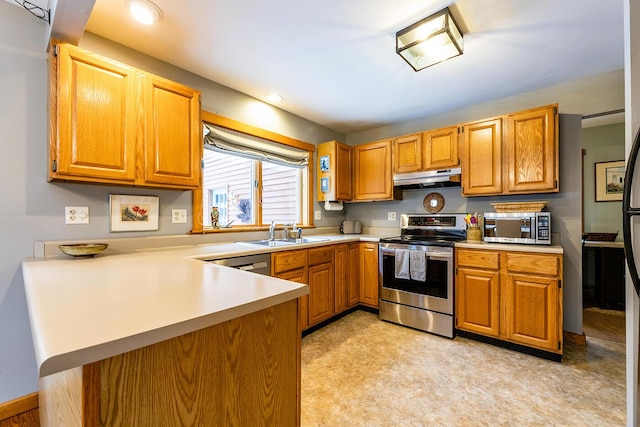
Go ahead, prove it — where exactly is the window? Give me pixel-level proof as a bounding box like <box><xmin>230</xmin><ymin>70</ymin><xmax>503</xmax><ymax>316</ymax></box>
<box><xmin>193</xmin><ymin>112</ymin><xmax>315</xmax><ymax>232</ymax></box>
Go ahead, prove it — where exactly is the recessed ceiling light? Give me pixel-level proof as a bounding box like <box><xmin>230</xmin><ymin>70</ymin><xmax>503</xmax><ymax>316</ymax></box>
<box><xmin>128</xmin><ymin>0</ymin><xmax>162</xmax><ymax>25</ymax></box>
<box><xmin>265</xmin><ymin>94</ymin><xmax>283</xmax><ymax>103</ymax></box>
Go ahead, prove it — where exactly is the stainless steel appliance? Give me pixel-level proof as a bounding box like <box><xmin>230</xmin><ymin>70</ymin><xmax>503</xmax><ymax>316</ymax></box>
<box><xmin>341</xmin><ymin>220</ymin><xmax>362</xmax><ymax>234</ymax></box>
<box><xmin>393</xmin><ymin>167</ymin><xmax>461</xmax><ymax>189</ymax></box>
<box><xmin>209</xmin><ymin>253</ymin><xmax>271</xmax><ymax>275</ymax></box>
<box><xmin>483</xmin><ymin>211</ymin><xmax>551</xmax><ymax>245</ymax></box>
<box><xmin>378</xmin><ymin>213</ymin><xmax>466</xmax><ymax>338</ymax></box>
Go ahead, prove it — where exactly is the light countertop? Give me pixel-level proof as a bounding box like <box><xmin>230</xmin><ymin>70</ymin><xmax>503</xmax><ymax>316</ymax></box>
<box><xmin>455</xmin><ymin>240</ymin><xmax>564</xmax><ymax>254</ymax></box>
<box><xmin>22</xmin><ymin>233</ymin><xmax>388</xmax><ymax>378</ymax></box>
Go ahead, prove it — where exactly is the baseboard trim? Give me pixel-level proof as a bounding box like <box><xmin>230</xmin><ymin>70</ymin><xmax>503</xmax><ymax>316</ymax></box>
<box><xmin>0</xmin><ymin>392</ymin><xmax>38</xmax><ymax>421</ymax></box>
<box><xmin>564</xmin><ymin>330</ymin><xmax>587</xmax><ymax>346</ymax></box>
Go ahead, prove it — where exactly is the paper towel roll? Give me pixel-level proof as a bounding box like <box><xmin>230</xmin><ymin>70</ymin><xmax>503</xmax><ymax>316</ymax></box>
<box><xmin>324</xmin><ymin>201</ymin><xmax>344</xmax><ymax>211</ymax></box>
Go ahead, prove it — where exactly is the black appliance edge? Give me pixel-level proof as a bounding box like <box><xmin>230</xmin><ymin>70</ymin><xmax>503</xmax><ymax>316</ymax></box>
<box><xmin>623</xmin><ymin>127</ymin><xmax>640</xmax><ymax>297</ymax></box>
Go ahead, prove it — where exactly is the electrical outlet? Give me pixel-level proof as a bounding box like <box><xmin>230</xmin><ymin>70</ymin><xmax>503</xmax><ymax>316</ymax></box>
<box><xmin>65</xmin><ymin>206</ymin><xmax>89</xmax><ymax>224</ymax></box>
<box><xmin>388</xmin><ymin>212</ymin><xmax>396</xmax><ymax>221</ymax></box>
<box><xmin>314</xmin><ymin>210</ymin><xmax>322</xmax><ymax>220</ymax></box>
<box><xmin>172</xmin><ymin>209</ymin><xmax>188</xmax><ymax>224</ymax></box>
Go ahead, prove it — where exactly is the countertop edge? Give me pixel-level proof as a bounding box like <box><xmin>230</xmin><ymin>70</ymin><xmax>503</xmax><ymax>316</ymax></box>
<box><xmin>36</xmin><ymin>285</ymin><xmax>308</xmax><ymax>378</ymax></box>
<box><xmin>455</xmin><ymin>241</ymin><xmax>564</xmax><ymax>254</ymax></box>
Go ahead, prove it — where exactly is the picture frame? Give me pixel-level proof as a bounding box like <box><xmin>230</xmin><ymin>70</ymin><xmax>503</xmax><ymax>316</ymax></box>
<box><xmin>321</xmin><ymin>177</ymin><xmax>330</xmax><ymax>193</ymax></box>
<box><xmin>320</xmin><ymin>155</ymin><xmax>330</xmax><ymax>171</ymax></box>
<box><xmin>109</xmin><ymin>194</ymin><xmax>159</xmax><ymax>232</ymax></box>
<box><xmin>595</xmin><ymin>160</ymin><xmax>625</xmax><ymax>202</ymax></box>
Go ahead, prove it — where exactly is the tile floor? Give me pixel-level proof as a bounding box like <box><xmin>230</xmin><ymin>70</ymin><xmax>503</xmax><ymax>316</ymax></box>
<box><xmin>301</xmin><ymin>310</ymin><xmax>626</xmax><ymax>426</ymax></box>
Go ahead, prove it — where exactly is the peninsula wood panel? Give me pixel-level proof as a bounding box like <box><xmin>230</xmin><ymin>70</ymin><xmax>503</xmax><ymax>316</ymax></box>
<box><xmin>334</xmin><ymin>244</ymin><xmax>347</xmax><ymax>313</ymax></box>
<box><xmin>461</xmin><ymin>118</ymin><xmax>503</xmax><ymax>195</ymax></box>
<box><xmin>39</xmin><ymin>300</ymin><xmax>300</xmax><ymax>426</ymax></box>
<box><xmin>504</xmin><ymin>105</ymin><xmax>558</xmax><ymax>194</ymax></box>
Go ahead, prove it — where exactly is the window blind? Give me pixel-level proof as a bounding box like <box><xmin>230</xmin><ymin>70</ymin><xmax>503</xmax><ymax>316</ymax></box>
<box><xmin>203</xmin><ymin>123</ymin><xmax>309</xmax><ymax>168</ymax></box>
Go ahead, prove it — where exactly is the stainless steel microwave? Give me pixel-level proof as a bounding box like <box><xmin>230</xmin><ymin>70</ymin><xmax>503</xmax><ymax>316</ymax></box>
<box><xmin>482</xmin><ymin>212</ymin><xmax>551</xmax><ymax>245</ymax></box>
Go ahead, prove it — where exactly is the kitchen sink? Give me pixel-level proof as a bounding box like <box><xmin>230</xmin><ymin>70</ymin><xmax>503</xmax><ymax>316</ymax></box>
<box><xmin>240</xmin><ymin>238</ymin><xmax>329</xmax><ymax>247</ymax></box>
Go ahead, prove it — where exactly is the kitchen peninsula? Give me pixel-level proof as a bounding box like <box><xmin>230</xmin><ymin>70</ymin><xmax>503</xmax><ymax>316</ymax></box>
<box><xmin>22</xmin><ymin>246</ymin><xmax>309</xmax><ymax>426</ymax></box>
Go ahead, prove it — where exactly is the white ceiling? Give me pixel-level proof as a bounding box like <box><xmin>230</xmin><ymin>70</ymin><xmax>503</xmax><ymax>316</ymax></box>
<box><xmin>10</xmin><ymin>0</ymin><xmax>627</xmax><ymax>134</ymax></box>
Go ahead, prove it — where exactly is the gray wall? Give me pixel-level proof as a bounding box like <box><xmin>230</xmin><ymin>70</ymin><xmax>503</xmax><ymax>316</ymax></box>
<box><xmin>582</xmin><ymin>123</ymin><xmax>625</xmax><ymax>237</ymax></box>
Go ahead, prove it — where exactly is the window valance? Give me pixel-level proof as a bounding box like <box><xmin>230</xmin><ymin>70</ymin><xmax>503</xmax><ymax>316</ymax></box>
<box><xmin>203</xmin><ymin>123</ymin><xmax>309</xmax><ymax>168</ymax></box>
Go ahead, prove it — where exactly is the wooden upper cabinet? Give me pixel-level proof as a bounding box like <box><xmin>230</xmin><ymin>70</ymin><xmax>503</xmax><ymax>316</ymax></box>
<box><xmin>504</xmin><ymin>104</ymin><xmax>558</xmax><ymax>194</ymax></box>
<box><xmin>461</xmin><ymin>117</ymin><xmax>503</xmax><ymax>196</ymax></box>
<box><xmin>423</xmin><ymin>126</ymin><xmax>459</xmax><ymax>170</ymax></box>
<box><xmin>49</xmin><ymin>42</ymin><xmax>201</xmax><ymax>190</ymax></box>
<box><xmin>353</xmin><ymin>139</ymin><xmax>401</xmax><ymax>201</ymax></box>
<box><xmin>143</xmin><ymin>74</ymin><xmax>201</xmax><ymax>188</ymax></box>
<box><xmin>317</xmin><ymin>140</ymin><xmax>352</xmax><ymax>201</ymax></box>
<box><xmin>393</xmin><ymin>133</ymin><xmax>422</xmax><ymax>173</ymax></box>
<box><xmin>52</xmin><ymin>42</ymin><xmax>138</xmax><ymax>182</ymax></box>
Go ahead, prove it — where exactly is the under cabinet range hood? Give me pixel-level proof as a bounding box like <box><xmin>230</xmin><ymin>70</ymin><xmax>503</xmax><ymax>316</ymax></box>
<box><xmin>393</xmin><ymin>167</ymin><xmax>461</xmax><ymax>188</ymax></box>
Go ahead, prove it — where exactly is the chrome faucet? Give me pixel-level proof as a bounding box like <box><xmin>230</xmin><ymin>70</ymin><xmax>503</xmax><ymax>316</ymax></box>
<box><xmin>269</xmin><ymin>220</ymin><xmax>277</xmax><ymax>241</ymax></box>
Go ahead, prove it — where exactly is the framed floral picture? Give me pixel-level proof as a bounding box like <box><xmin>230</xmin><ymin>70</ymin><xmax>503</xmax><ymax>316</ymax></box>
<box><xmin>109</xmin><ymin>194</ymin><xmax>159</xmax><ymax>231</ymax></box>
<box><xmin>595</xmin><ymin>160</ymin><xmax>625</xmax><ymax>202</ymax></box>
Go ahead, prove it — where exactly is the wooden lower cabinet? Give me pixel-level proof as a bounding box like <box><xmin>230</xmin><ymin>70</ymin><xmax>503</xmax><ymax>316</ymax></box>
<box><xmin>346</xmin><ymin>243</ymin><xmax>360</xmax><ymax>308</ymax></box>
<box><xmin>273</xmin><ymin>242</ymin><xmax>380</xmax><ymax>331</ymax></box>
<box><xmin>359</xmin><ymin>242</ymin><xmax>379</xmax><ymax>308</ymax></box>
<box><xmin>455</xmin><ymin>248</ymin><xmax>563</xmax><ymax>355</ymax></box>
<box><xmin>334</xmin><ymin>244</ymin><xmax>347</xmax><ymax>313</ymax></box>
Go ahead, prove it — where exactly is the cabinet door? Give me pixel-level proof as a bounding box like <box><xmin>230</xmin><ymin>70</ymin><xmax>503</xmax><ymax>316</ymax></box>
<box><xmin>143</xmin><ymin>74</ymin><xmax>201</xmax><ymax>188</ymax></box>
<box><xmin>318</xmin><ymin>141</ymin><xmax>352</xmax><ymax>202</ymax></box>
<box><xmin>393</xmin><ymin>134</ymin><xmax>422</xmax><ymax>173</ymax></box>
<box><xmin>346</xmin><ymin>243</ymin><xmax>360</xmax><ymax>308</ymax></box>
<box><xmin>359</xmin><ymin>243</ymin><xmax>379</xmax><ymax>307</ymax></box>
<box><xmin>353</xmin><ymin>140</ymin><xmax>397</xmax><ymax>201</ymax></box>
<box><xmin>335</xmin><ymin>142</ymin><xmax>353</xmax><ymax>200</ymax></box>
<box><xmin>461</xmin><ymin>118</ymin><xmax>503</xmax><ymax>196</ymax></box>
<box><xmin>334</xmin><ymin>244</ymin><xmax>347</xmax><ymax>313</ymax></box>
<box><xmin>308</xmin><ymin>263</ymin><xmax>334</xmax><ymax>326</ymax></box>
<box><xmin>275</xmin><ymin>267</ymin><xmax>308</xmax><ymax>330</ymax></box>
<box><xmin>423</xmin><ymin>126</ymin><xmax>459</xmax><ymax>170</ymax></box>
<box><xmin>53</xmin><ymin>43</ymin><xmax>138</xmax><ymax>183</ymax></box>
<box><xmin>504</xmin><ymin>105</ymin><xmax>558</xmax><ymax>194</ymax></box>
<box><xmin>502</xmin><ymin>273</ymin><xmax>561</xmax><ymax>353</ymax></box>
<box><xmin>456</xmin><ymin>267</ymin><xmax>500</xmax><ymax>337</ymax></box>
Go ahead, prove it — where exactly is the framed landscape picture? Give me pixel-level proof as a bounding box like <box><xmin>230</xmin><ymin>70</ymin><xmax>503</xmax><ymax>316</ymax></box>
<box><xmin>595</xmin><ymin>160</ymin><xmax>625</xmax><ymax>202</ymax></box>
<box><xmin>109</xmin><ymin>194</ymin><xmax>159</xmax><ymax>231</ymax></box>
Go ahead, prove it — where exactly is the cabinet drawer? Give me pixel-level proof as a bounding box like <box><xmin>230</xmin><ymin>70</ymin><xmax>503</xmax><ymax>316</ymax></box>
<box><xmin>456</xmin><ymin>249</ymin><xmax>499</xmax><ymax>270</ymax></box>
<box><xmin>272</xmin><ymin>250</ymin><xmax>308</xmax><ymax>274</ymax></box>
<box><xmin>506</xmin><ymin>253</ymin><xmax>560</xmax><ymax>276</ymax></box>
<box><xmin>308</xmin><ymin>247</ymin><xmax>333</xmax><ymax>266</ymax></box>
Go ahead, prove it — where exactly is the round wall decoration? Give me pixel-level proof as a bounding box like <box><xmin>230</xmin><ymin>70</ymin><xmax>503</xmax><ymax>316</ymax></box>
<box><xmin>423</xmin><ymin>192</ymin><xmax>445</xmax><ymax>213</ymax></box>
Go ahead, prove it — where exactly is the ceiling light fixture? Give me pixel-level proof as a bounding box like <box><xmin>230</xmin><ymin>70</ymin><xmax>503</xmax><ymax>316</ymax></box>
<box><xmin>396</xmin><ymin>7</ymin><xmax>463</xmax><ymax>72</ymax></box>
<box><xmin>265</xmin><ymin>94</ymin><xmax>283</xmax><ymax>103</ymax></box>
<box><xmin>128</xmin><ymin>0</ymin><xmax>162</xmax><ymax>25</ymax></box>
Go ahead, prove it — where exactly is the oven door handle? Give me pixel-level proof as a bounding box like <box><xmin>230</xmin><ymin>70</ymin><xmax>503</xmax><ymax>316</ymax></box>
<box><xmin>380</xmin><ymin>247</ymin><xmax>450</xmax><ymax>259</ymax></box>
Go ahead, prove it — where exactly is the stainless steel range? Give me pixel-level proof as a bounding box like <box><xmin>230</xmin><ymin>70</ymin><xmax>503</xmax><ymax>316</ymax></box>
<box><xmin>378</xmin><ymin>213</ymin><xmax>467</xmax><ymax>338</ymax></box>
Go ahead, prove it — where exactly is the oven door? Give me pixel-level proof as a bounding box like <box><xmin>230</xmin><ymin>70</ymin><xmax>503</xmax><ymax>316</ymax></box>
<box><xmin>379</xmin><ymin>243</ymin><xmax>453</xmax><ymax>315</ymax></box>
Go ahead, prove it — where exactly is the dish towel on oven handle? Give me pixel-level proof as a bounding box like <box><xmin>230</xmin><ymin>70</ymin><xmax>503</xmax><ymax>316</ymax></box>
<box><xmin>394</xmin><ymin>249</ymin><xmax>410</xmax><ymax>280</ymax></box>
<box><xmin>410</xmin><ymin>250</ymin><xmax>426</xmax><ymax>282</ymax></box>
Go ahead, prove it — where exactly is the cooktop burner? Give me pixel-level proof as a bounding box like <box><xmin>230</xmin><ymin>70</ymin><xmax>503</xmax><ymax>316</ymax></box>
<box><xmin>380</xmin><ymin>213</ymin><xmax>468</xmax><ymax>246</ymax></box>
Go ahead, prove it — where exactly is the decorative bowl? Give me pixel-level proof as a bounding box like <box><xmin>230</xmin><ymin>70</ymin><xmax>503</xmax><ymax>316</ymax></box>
<box><xmin>58</xmin><ymin>243</ymin><xmax>109</xmax><ymax>257</ymax></box>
